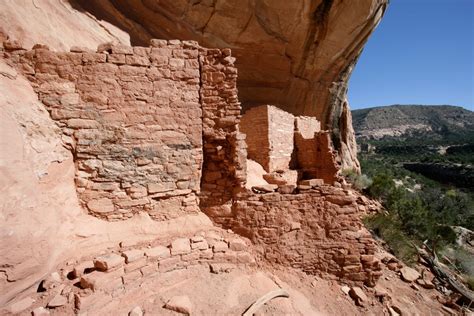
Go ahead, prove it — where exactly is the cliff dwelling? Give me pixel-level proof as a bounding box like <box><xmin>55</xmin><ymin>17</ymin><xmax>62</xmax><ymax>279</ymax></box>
<box><xmin>8</xmin><ymin>1</ymin><xmax>458</xmax><ymax>315</ymax></box>
<box><xmin>4</xmin><ymin>37</ymin><xmax>381</xmax><ymax>294</ymax></box>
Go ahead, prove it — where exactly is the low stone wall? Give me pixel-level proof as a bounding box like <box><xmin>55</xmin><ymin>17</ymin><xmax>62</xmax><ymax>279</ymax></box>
<box><xmin>6</xmin><ymin>230</ymin><xmax>255</xmax><ymax>314</ymax></box>
<box><xmin>230</xmin><ymin>186</ymin><xmax>382</xmax><ymax>286</ymax></box>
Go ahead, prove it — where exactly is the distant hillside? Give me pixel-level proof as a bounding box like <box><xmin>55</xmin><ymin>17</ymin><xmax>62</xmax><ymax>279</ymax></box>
<box><xmin>352</xmin><ymin>105</ymin><xmax>474</xmax><ymax>142</ymax></box>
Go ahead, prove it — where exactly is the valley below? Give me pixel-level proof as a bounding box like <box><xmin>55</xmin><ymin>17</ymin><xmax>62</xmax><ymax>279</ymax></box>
<box><xmin>351</xmin><ymin>104</ymin><xmax>474</xmax><ymax>310</ymax></box>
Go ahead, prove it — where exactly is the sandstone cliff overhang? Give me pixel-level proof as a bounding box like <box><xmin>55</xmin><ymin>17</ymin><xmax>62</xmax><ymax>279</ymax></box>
<box><xmin>71</xmin><ymin>0</ymin><xmax>389</xmax><ymax>172</ymax></box>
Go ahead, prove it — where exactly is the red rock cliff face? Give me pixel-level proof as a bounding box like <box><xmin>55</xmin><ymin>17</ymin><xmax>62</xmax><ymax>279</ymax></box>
<box><xmin>72</xmin><ymin>0</ymin><xmax>388</xmax><ymax>171</ymax></box>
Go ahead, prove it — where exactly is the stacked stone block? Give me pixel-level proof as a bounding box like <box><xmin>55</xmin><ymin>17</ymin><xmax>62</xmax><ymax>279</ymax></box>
<box><xmin>199</xmin><ymin>48</ymin><xmax>247</xmax><ymax>214</ymax></box>
<box><xmin>295</xmin><ymin>131</ymin><xmax>339</xmax><ymax>183</ymax></box>
<box><xmin>240</xmin><ymin>104</ymin><xmax>338</xmax><ymax>182</ymax></box>
<box><xmin>5</xmin><ymin>39</ymin><xmax>381</xmax><ymax>288</ymax></box>
<box><xmin>70</xmin><ymin>233</ymin><xmax>254</xmax><ymax>312</ymax></box>
<box><xmin>268</xmin><ymin>106</ymin><xmax>296</xmax><ymax>171</ymax></box>
<box><xmin>239</xmin><ymin>106</ymin><xmax>270</xmax><ymax>171</ymax></box>
<box><xmin>240</xmin><ymin>105</ymin><xmax>295</xmax><ymax>173</ymax></box>
<box><xmin>231</xmin><ymin>186</ymin><xmax>382</xmax><ymax>286</ymax></box>
<box><xmin>13</xmin><ymin>40</ymin><xmax>203</xmax><ymax>221</ymax></box>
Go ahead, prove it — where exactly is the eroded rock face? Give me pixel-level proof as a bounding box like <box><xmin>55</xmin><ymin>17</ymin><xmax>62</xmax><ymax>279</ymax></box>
<box><xmin>0</xmin><ymin>0</ymin><xmax>129</xmax><ymax>51</ymax></box>
<box><xmin>74</xmin><ymin>0</ymin><xmax>388</xmax><ymax>171</ymax></box>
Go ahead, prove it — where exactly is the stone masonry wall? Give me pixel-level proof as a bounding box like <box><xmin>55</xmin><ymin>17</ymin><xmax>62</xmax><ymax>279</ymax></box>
<box><xmin>295</xmin><ymin>116</ymin><xmax>321</xmax><ymax>139</ymax></box>
<box><xmin>239</xmin><ymin>106</ymin><xmax>269</xmax><ymax>171</ymax></box>
<box><xmin>10</xmin><ymin>40</ymin><xmax>203</xmax><ymax>221</ymax></box>
<box><xmin>230</xmin><ymin>186</ymin><xmax>382</xmax><ymax>286</ymax></box>
<box><xmin>267</xmin><ymin>106</ymin><xmax>295</xmax><ymax>172</ymax></box>
<box><xmin>199</xmin><ymin>48</ymin><xmax>247</xmax><ymax>217</ymax></box>
<box><xmin>240</xmin><ymin>105</ymin><xmax>294</xmax><ymax>173</ymax></box>
<box><xmin>295</xmin><ymin>131</ymin><xmax>339</xmax><ymax>183</ymax></box>
<box><xmin>5</xmin><ymin>39</ymin><xmax>379</xmax><ymax>287</ymax></box>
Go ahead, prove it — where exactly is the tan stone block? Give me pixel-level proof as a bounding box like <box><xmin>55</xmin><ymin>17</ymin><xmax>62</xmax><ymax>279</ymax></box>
<box><xmin>228</xmin><ymin>238</ymin><xmax>246</xmax><ymax>251</ymax></box>
<box><xmin>80</xmin><ymin>268</ymin><xmax>124</xmax><ymax>291</ymax></box>
<box><xmin>140</xmin><ymin>263</ymin><xmax>158</xmax><ymax>276</ymax></box>
<box><xmin>111</xmin><ymin>44</ymin><xmax>133</xmax><ymax>54</ymax></box>
<box><xmin>72</xmin><ymin>260</ymin><xmax>95</xmax><ymax>278</ymax></box>
<box><xmin>133</xmin><ymin>46</ymin><xmax>150</xmax><ymax>56</ymax></box>
<box><xmin>300</xmin><ymin>179</ymin><xmax>324</xmax><ymax>187</ymax></box>
<box><xmin>158</xmin><ymin>257</ymin><xmax>181</xmax><ymax>272</ymax></box>
<box><xmin>67</xmin><ymin>119</ymin><xmax>100</xmax><ymax>129</ymax></box>
<box><xmin>107</xmin><ymin>54</ymin><xmax>126</xmax><ymax>64</ymax></box>
<box><xmin>91</xmin><ymin>182</ymin><xmax>120</xmax><ymax>191</ymax></box>
<box><xmin>145</xmin><ymin>246</ymin><xmax>171</xmax><ymax>260</ymax></box>
<box><xmin>150</xmin><ymin>54</ymin><xmax>168</xmax><ymax>65</ymax></box>
<box><xmin>171</xmin><ymin>238</ymin><xmax>191</xmax><ymax>255</ymax></box>
<box><xmin>60</xmin><ymin>93</ymin><xmax>80</xmax><ymax>106</ymax></box>
<box><xmin>74</xmin><ymin>292</ymin><xmax>107</xmax><ymax>311</ymax></box>
<box><xmin>190</xmin><ymin>235</ymin><xmax>204</xmax><ymax>243</ymax></box>
<box><xmin>87</xmin><ymin>198</ymin><xmax>115</xmax><ymax>214</ymax></box>
<box><xmin>252</xmin><ymin>185</ymin><xmax>278</xmax><ymax>193</ymax></box>
<box><xmin>200</xmin><ymin>249</ymin><xmax>213</xmax><ymax>260</ymax></box>
<box><xmin>149</xmin><ymin>39</ymin><xmax>168</xmax><ymax>47</ymax></box>
<box><xmin>181</xmin><ymin>251</ymin><xmax>200</xmax><ymax>262</ymax></box>
<box><xmin>343</xmin><ymin>265</ymin><xmax>362</xmax><ymax>274</ymax></box>
<box><xmin>126</xmin><ymin>55</ymin><xmax>150</xmax><ymax>66</ymax></box>
<box><xmin>150</xmin><ymin>47</ymin><xmax>172</xmax><ymax>56</ymax></box>
<box><xmin>169</xmin><ymin>58</ymin><xmax>185</xmax><ymax>70</ymax></box>
<box><xmin>94</xmin><ymin>253</ymin><xmax>125</xmax><ymax>271</ymax></box>
<box><xmin>297</xmin><ymin>184</ymin><xmax>312</xmax><ymax>191</ymax></box>
<box><xmin>122</xmin><ymin>269</ymin><xmax>142</xmax><ymax>285</ymax></box>
<box><xmin>82</xmin><ymin>52</ymin><xmax>106</xmax><ymax>63</ymax></box>
<box><xmin>148</xmin><ymin>182</ymin><xmax>175</xmax><ymax>194</ymax></box>
<box><xmin>122</xmin><ymin>249</ymin><xmax>144</xmax><ymax>264</ymax></box>
<box><xmin>191</xmin><ymin>240</ymin><xmax>208</xmax><ymax>250</ymax></box>
<box><xmin>344</xmin><ymin>255</ymin><xmax>361</xmax><ymax>265</ymax></box>
<box><xmin>116</xmin><ymin>198</ymin><xmax>149</xmax><ymax>208</ymax></box>
<box><xmin>212</xmin><ymin>241</ymin><xmax>228</xmax><ymax>253</ymax></box>
<box><xmin>326</xmin><ymin>194</ymin><xmax>356</xmax><ymax>206</ymax></box>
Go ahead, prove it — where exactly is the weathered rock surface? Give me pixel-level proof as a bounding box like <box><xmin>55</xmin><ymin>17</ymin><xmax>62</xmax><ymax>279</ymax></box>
<box><xmin>164</xmin><ymin>295</ymin><xmax>193</xmax><ymax>315</ymax></box>
<box><xmin>129</xmin><ymin>306</ymin><xmax>143</xmax><ymax>316</ymax></box>
<box><xmin>0</xmin><ymin>0</ymin><xmax>129</xmax><ymax>51</ymax></box>
<box><xmin>73</xmin><ymin>0</ymin><xmax>388</xmax><ymax>171</ymax></box>
<box><xmin>349</xmin><ymin>286</ymin><xmax>367</xmax><ymax>305</ymax></box>
<box><xmin>400</xmin><ymin>267</ymin><xmax>420</xmax><ymax>283</ymax></box>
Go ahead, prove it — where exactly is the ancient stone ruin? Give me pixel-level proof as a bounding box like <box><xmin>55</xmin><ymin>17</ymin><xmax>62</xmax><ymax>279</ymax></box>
<box><xmin>1</xmin><ymin>1</ymin><xmax>404</xmax><ymax>314</ymax></box>
<box><xmin>7</xmin><ymin>37</ymin><xmax>382</xmax><ymax>287</ymax></box>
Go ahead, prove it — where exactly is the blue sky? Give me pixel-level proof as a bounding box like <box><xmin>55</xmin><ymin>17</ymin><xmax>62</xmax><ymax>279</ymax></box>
<box><xmin>348</xmin><ymin>0</ymin><xmax>474</xmax><ymax>110</ymax></box>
